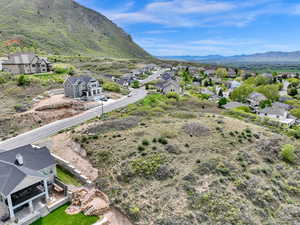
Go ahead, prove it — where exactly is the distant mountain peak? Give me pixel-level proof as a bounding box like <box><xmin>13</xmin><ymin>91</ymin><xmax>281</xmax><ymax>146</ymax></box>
<box><xmin>160</xmin><ymin>50</ymin><xmax>300</xmax><ymax>63</ymax></box>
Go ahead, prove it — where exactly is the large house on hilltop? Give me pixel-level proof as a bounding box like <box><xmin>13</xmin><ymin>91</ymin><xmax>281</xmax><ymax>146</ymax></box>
<box><xmin>0</xmin><ymin>145</ymin><xmax>59</xmax><ymax>222</ymax></box>
<box><xmin>1</xmin><ymin>53</ymin><xmax>51</xmax><ymax>75</ymax></box>
<box><xmin>64</xmin><ymin>76</ymin><xmax>102</xmax><ymax>101</ymax></box>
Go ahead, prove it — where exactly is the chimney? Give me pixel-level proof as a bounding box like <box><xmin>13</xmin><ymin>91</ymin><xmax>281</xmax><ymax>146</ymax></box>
<box><xmin>15</xmin><ymin>154</ymin><xmax>24</xmax><ymax>166</ymax></box>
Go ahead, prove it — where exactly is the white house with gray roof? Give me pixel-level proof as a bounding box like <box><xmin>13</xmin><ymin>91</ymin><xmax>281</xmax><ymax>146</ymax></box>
<box><xmin>0</xmin><ymin>145</ymin><xmax>58</xmax><ymax>222</ymax></box>
<box><xmin>258</xmin><ymin>105</ymin><xmax>296</xmax><ymax>126</ymax></box>
<box><xmin>64</xmin><ymin>75</ymin><xmax>102</xmax><ymax>101</ymax></box>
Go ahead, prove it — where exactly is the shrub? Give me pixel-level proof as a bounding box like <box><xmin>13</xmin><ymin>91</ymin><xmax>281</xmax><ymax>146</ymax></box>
<box><xmin>166</xmin><ymin>92</ymin><xmax>180</xmax><ymax>100</ymax></box>
<box><xmin>53</xmin><ymin>64</ymin><xmax>75</xmax><ymax>74</ymax></box>
<box><xmin>0</xmin><ymin>76</ymin><xmax>6</xmax><ymax>84</ymax></box>
<box><xmin>142</xmin><ymin>139</ymin><xmax>150</xmax><ymax>146</ymax></box>
<box><xmin>138</xmin><ymin>146</ymin><xmax>145</xmax><ymax>152</ymax></box>
<box><xmin>131</xmin><ymin>154</ymin><xmax>165</xmax><ymax>176</ymax></box>
<box><xmin>287</xmin><ymin>127</ymin><xmax>300</xmax><ymax>139</ymax></box>
<box><xmin>218</xmin><ymin>97</ymin><xmax>228</xmax><ymax>108</ymax></box>
<box><xmin>103</xmin><ymin>81</ymin><xmax>121</xmax><ymax>93</ymax></box>
<box><xmin>290</xmin><ymin>108</ymin><xmax>300</xmax><ymax>119</ymax></box>
<box><xmin>17</xmin><ymin>75</ymin><xmax>30</xmax><ymax>86</ymax></box>
<box><xmin>158</xmin><ymin>137</ymin><xmax>168</xmax><ymax>145</ymax></box>
<box><xmin>281</xmin><ymin>144</ymin><xmax>296</xmax><ymax>163</ymax></box>
<box><xmin>132</xmin><ymin>80</ymin><xmax>140</xmax><ymax>89</ymax></box>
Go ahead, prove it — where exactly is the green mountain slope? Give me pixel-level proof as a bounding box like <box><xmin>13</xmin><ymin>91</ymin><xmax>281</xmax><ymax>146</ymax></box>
<box><xmin>0</xmin><ymin>0</ymin><xmax>151</xmax><ymax>58</ymax></box>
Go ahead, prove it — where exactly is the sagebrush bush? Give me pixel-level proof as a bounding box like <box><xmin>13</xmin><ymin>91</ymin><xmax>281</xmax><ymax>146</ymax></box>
<box><xmin>281</xmin><ymin>144</ymin><xmax>296</xmax><ymax>163</ymax></box>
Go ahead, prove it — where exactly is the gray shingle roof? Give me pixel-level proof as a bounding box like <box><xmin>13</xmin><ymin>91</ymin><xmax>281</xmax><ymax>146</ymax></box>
<box><xmin>0</xmin><ymin>145</ymin><xmax>55</xmax><ymax>197</ymax></box>
<box><xmin>2</xmin><ymin>53</ymin><xmax>35</xmax><ymax>65</ymax></box>
<box><xmin>0</xmin><ymin>145</ymin><xmax>55</xmax><ymax>171</ymax></box>
<box><xmin>259</xmin><ymin>106</ymin><xmax>287</xmax><ymax>117</ymax></box>
<box><xmin>223</xmin><ymin>102</ymin><xmax>247</xmax><ymax>109</ymax></box>
<box><xmin>248</xmin><ymin>92</ymin><xmax>267</xmax><ymax>101</ymax></box>
<box><xmin>66</xmin><ymin>76</ymin><xmax>95</xmax><ymax>85</ymax></box>
<box><xmin>156</xmin><ymin>79</ymin><xmax>179</xmax><ymax>90</ymax></box>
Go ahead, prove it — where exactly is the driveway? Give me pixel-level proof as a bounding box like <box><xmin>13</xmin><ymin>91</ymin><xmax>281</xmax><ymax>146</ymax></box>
<box><xmin>0</xmin><ymin>69</ymin><xmax>165</xmax><ymax>151</ymax></box>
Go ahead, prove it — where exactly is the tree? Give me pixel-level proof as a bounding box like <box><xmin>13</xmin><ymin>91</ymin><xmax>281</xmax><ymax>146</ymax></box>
<box><xmin>17</xmin><ymin>75</ymin><xmax>30</xmax><ymax>86</ymax></box>
<box><xmin>230</xmin><ymin>84</ymin><xmax>254</xmax><ymax>102</ymax></box>
<box><xmin>218</xmin><ymin>97</ymin><xmax>228</xmax><ymax>108</ymax></box>
<box><xmin>217</xmin><ymin>89</ymin><xmax>223</xmax><ymax>97</ymax></box>
<box><xmin>290</xmin><ymin>108</ymin><xmax>300</xmax><ymax>119</ymax></box>
<box><xmin>259</xmin><ymin>99</ymin><xmax>272</xmax><ymax>109</ymax></box>
<box><xmin>216</xmin><ymin>68</ymin><xmax>228</xmax><ymax>78</ymax></box>
<box><xmin>288</xmin><ymin>88</ymin><xmax>298</xmax><ymax>97</ymax></box>
<box><xmin>255</xmin><ymin>75</ymin><xmax>272</xmax><ymax>86</ymax></box>
<box><xmin>132</xmin><ymin>80</ymin><xmax>140</xmax><ymax>89</ymax></box>
<box><xmin>182</xmin><ymin>70</ymin><xmax>192</xmax><ymax>84</ymax></box>
<box><xmin>256</xmin><ymin>84</ymin><xmax>279</xmax><ymax>101</ymax></box>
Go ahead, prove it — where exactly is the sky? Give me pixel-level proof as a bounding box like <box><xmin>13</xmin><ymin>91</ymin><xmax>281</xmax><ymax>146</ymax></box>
<box><xmin>76</xmin><ymin>0</ymin><xmax>300</xmax><ymax>56</ymax></box>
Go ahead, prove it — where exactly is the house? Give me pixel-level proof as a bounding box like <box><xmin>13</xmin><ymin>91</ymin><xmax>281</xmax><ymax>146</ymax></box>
<box><xmin>2</xmin><ymin>53</ymin><xmax>51</xmax><ymax>75</ymax></box>
<box><xmin>0</xmin><ymin>145</ymin><xmax>59</xmax><ymax>222</ymax></box>
<box><xmin>204</xmin><ymin>69</ymin><xmax>216</xmax><ymax>76</ymax></box>
<box><xmin>223</xmin><ymin>102</ymin><xmax>248</xmax><ymax>110</ymax></box>
<box><xmin>156</xmin><ymin>80</ymin><xmax>181</xmax><ymax>94</ymax></box>
<box><xmin>279</xmin><ymin>96</ymin><xmax>293</xmax><ymax>103</ymax></box>
<box><xmin>227</xmin><ymin>68</ymin><xmax>237</xmax><ymax>77</ymax></box>
<box><xmin>161</xmin><ymin>71</ymin><xmax>176</xmax><ymax>81</ymax></box>
<box><xmin>64</xmin><ymin>76</ymin><xmax>102</xmax><ymax>101</ymax></box>
<box><xmin>272</xmin><ymin>102</ymin><xmax>292</xmax><ymax>111</ymax></box>
<box><xmin>261</xmin><ymin>73</ymin><xmax>273</xmax><ymax>80</ymax></box>
<box><xmin>201</xmin><ymin>88</ymin><xmax>215</xmax><ymax>96</ymax></box>
<box><xmin>247</xmin><ymin>92</ymin><xmax>267</xmax><ymax>107</ymax></box>
<box><xmin>258</xmin><ymin>106</ymin><xmax>296</xmax><ymax>126</ymax></box>
<box><xmin>229</xmin><ymin>80</ymin><xmax>241</xmax><ymax>89</ymax></box>
<box><xmin>0</xmin><ymin>57</ymin><xmax>8</xmax><ymax>71</ymax></box>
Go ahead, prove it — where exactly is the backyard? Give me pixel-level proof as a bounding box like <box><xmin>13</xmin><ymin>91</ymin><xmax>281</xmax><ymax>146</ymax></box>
<box><xmin>56</xmin><ymin>166</ymin><xmax>83</xmax><ymax>186</ymax></box>
<box><xmin>31</xmin><ymin>204</ymin><xmax>98</xmax><ymax>225</ymax></box>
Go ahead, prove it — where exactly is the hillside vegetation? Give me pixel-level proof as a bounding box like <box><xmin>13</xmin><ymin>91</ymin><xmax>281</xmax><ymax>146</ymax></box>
<box><xmin>64</xmin><ymin>94</ymin><xmax>300</xmax><ymax>225</ymax></box>
<box><xmin>0</xmin><ymin>0</ymin><xmax>151</xmax><ymax>58</ymax></box>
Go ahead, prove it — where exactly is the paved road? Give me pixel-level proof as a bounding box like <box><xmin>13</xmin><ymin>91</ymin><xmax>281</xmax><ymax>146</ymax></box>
<box><xmin>0</xmin><ymin>70</ymin><xmax>165</xmax><ymax>151</ymax></box>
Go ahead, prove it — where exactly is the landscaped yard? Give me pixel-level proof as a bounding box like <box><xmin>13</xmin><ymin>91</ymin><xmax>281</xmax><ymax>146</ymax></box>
<box><xmin>31</xmin><ymin>204</ymin><xmax>98</xmax><ymax>225</ymax></box>
<box><xmin>56</xmin><ymin>166</ymin><xmax>83</xmax><ymax>186</ymax></box>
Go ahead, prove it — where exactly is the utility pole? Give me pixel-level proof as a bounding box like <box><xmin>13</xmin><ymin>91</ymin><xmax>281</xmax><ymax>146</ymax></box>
<box><xmin>101</xmin><ymin>100</ymin><xmax>104</xmax><ymax>118</ymax></box>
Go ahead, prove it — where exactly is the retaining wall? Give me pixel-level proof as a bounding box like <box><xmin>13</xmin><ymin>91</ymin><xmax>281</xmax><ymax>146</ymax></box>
<box><xmin>52</xmin><ymin>153</ymin><xmax>93</xmax><ymax>185</ymax></box>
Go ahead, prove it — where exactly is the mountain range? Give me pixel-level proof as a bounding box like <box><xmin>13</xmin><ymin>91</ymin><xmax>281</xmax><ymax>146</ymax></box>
<box><xmin>160</xmin><ymin>51</ymin><xmax>300</xmax><ymax>64</ymax></box>
<box><xmin>0</xmin><ymin>0</ymin><xmax>151</xmax><ymax>58</ymax></box>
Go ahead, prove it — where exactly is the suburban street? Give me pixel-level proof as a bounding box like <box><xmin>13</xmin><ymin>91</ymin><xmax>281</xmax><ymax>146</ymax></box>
<box><xmin>0</xmin><ymin>70</ymin><xmax>165</xmax><ymax>151</ymax></box>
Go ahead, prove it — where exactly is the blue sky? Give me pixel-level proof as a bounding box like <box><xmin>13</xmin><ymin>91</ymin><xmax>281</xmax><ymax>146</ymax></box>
<box><xmin>77</xmin><ymin>0</ymin><xmax>300</xmax><ymax>56</ymax></box>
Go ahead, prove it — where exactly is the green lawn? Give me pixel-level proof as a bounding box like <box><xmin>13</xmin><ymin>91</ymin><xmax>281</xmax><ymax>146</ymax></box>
<box><xmin>31</xmin><ymin>204</ymin><xmax>98</xmax><ymax>225</ymax></box>
<box><xmin>56</xmin><ymin>166</ymin><xmax>83</xmax><ymax>186</ymax></box>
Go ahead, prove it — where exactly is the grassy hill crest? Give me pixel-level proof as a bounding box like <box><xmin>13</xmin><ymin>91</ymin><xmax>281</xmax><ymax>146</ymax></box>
<box><xmin>0</xmin><ymin>0</ymin><xmax>151</xmax><ymax>59</ymax></box>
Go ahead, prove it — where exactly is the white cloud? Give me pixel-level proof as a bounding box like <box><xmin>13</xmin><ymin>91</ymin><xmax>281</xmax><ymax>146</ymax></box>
<box><xmin>98</xmin><ymin>0</ymin><xmax>298</xmax><ymax>28</ymax></box>
<box><xmin>145</xmin><ymin>0</ymin><xmax>235</xmax><ymax>14</ymax></box>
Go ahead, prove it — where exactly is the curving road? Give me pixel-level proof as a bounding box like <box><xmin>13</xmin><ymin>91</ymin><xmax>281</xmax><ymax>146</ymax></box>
<box><xmin>0</xmin><ymin>70</ymin><xmax>165</xmax><ymax>151</ymax></box>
